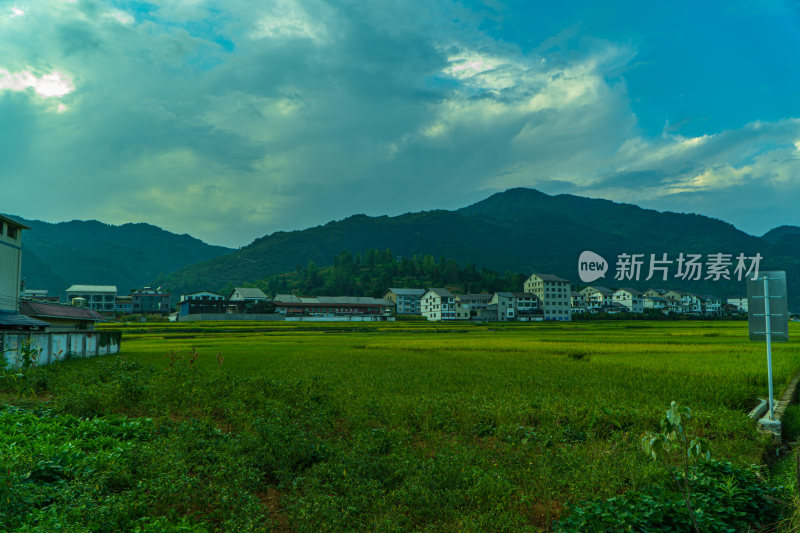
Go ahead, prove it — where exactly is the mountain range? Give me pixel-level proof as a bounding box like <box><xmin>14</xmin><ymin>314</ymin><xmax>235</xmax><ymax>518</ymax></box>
<box><xmin>4</xmin><ymin>216</ymin><xmax>232</xmax><ymax>295</ymax></box>
<box><xmin>9</xmin><ymin>189</ymin><xmax>800</xmax><ymax>311</ymax></box>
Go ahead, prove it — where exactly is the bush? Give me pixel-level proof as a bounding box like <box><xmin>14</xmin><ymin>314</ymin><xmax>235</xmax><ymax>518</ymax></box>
<box><xmin>554</xmin><ymin>459</ymin><xmax>788</xmax><ymax>532</ymax></box>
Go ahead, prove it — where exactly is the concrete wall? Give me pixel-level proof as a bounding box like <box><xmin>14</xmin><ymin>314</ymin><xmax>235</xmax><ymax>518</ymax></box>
<box><xmin>1</xmin><ymin>331</ymin><xmax>121</xmax><ymax>369</ymax></box>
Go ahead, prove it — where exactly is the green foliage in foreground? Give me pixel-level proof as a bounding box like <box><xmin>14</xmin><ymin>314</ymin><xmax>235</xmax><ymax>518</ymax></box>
<box><xmin>554</xmin><ymin>459</ymin><xmax>787</xmax><ymax>532</ymax></box>
<box><xmin>2</xmin><ymin>321</ymin><xmax>799</xmax><ymax>531</ymax></box>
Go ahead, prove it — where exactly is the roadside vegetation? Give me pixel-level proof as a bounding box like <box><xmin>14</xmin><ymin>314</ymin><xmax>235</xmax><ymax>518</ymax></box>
<box><xmin>2</xmin><ymin>320</ymin><xmax>799</xmax><ymax>531</ymax></box>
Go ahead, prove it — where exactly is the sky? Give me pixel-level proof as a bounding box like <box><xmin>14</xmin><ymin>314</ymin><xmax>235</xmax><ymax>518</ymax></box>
<box><xmin>2</xmin><ymin>0</ymin><xmax>800</xmax><ymax>248</ymax></box>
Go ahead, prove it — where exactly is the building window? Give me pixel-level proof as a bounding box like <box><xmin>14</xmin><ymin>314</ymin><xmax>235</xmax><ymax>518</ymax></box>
<box><xmin>6</xmin><ymin>225</ymin><xmax>17</xmax><ymax>239</ymax></box>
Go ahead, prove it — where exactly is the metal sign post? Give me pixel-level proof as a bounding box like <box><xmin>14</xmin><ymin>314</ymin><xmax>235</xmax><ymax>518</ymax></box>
<box><xmin>747</xmin><ymin>271</ymin><xmax>789</xmax><ymax>420</ymax></box>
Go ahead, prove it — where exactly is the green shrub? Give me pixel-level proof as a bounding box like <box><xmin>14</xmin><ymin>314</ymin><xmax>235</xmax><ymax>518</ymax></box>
<box><xmin>554</xmin><ymin>459</ymin><xmax>788</xmax><ymax>532</ymax></box>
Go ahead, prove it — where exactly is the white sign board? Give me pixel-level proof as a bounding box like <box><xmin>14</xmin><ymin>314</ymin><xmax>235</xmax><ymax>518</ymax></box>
<box><xmin>747</xmin><ymin>271</ymin><xmax>789</xmax><ymax>342</ymax></box>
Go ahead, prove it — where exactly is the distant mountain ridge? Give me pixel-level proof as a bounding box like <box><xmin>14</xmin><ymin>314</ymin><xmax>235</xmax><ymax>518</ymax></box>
<box><xmin>156</xmin><ymin>188</ymin><xmax>800</xmax><ymax>311</ymax></box>
<box><xmin>6</xmin><ymin>216</ymin><xmax>232</xmax><ymax>297</ymax></box>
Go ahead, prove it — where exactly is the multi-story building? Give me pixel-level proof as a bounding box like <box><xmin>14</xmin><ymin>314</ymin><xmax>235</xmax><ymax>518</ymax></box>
<box><xmin>383</xmin><ymin>288</ymin><xmax>426</xmax><ymax>314</ymax></box>
<box><xmin>178</xmin><ymin>291</ymin><xmax>226</xmax><ymax>317</ymax></box>
<box><xmin>613</xmin><ymin>288</ymin><xmax>644</xmax><ymax>313</ymax></box>
<box><xmin>21</xmin><ymin>289</ymin><xmax>59</xmax><ymax>303</ymax></box>
<box><xmin>456</xmin><ymin>294</ymin><xmax>492</xmax><ymax>318</ymax></box>
<box><xmin>524</xmin><ymin>273</ymin><xmax>571</xmax><ymax>321</ymax></box>
<box><xmin>643</xmin><ymin>294</ymin><xmax>668</xmax><ymax>311</ymax></box>
<box><xmin>513</xmin><ymin>292</ymin><xmax>542</xmax><ymax>321</ymax></box>
<box><xmin>664</xmin><ymin>290</ymin><xmax>702</xmax><ymax>315</ymax></box>
<box><xmin>0</xmin><ymin>215</ymin><xmax>27</xmax><ymax>314</ymax></box>
<box><xmin>420</xmin><ymin>288</ymin><xmax>457</xmax><ymax>321</ymax></box>
<box><xmin>581</xmin><ymin>286</ymin><xmax>615</xmax><ymax>312</ymax></box>
<box><xmin>727</xmin><ymin>297</ymin><xmax>748</xmax><ymax>313</ymax></box>
<box><xmin>66</xmin><ymin>285</ymin><xmax>118</xmax><ymax>314</ymax></box>
<box><xmin>570</xmin><ymin>291</ymin><xmax>586</xmax><ymax>314</ymax></box>
<box><xmin>697</xmin><ymin>295</ymin><xmax>722</xmax><ymax>316</ymax></box>
<box><xmin>490</xmin><ymin>292</ymin><xmax>517</xmax><ymax>321</ymax></box>
<box><xmin>131</xmin><ymin>287</ymin><xmax>171</xmax><ymax>315</ymax></box>
<box><xmin>0</xmin><ymin>215</ymin><xmax>47</xmax><ymax>330</ymax></box>
<box><xmin>115</xmin><ymin>296</ymin><xmax>133</xmax><ymax>314</ymax></box>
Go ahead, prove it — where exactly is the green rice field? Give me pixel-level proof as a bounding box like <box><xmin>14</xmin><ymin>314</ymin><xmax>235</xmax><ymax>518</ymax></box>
<box><xmin>2</xmin><ymin>320</ymin><xmax>800</xmax><ymax>531</ymax></box>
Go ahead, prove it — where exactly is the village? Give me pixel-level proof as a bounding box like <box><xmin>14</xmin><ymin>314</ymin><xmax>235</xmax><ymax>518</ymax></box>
<box><xmin>1</xmin><ymin>214</ymin><xmax>750</xmax><ymax>334</ymax></box>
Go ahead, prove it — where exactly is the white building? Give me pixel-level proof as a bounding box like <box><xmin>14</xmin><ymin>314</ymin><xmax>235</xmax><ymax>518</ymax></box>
<box><xmin>524</xmin><ymin>273</ymin><xmax>571</xmax><ymax>321</ymax></box>
<box><xmin>664</xmin><ymin>290</ymin><xmax>702</xmax><ymax>315</ymax></box>
<box><xmin>420</xmin><ymin>288</ymin><xmax>457</xmax><ymax>321</ymax></box>
<box><xmin>613</xmin><ymin>288</ymin><xmax>644</xmax><ymax>313</ymax></box>
<box><xmin>66</xmin><ymin>285</ymin><xmax>118</xmax><ymax>314</ymax></box>
<box><xmin>643</xmin><ymin>295</ymin><xmax>668</xmax><ymax>311</ymax></box>
<box><xmin>581</xmin><ymin>286</ymin><xmax>615</xmax><ymax>313</ymax></box>
<box><xmin>228</xmin><ymin>287</ymin><xmax>270</xmax><ymax>313</ymax></box>
<box><xmin>727</xmin><ymin>297</ymin><xmax>748</xmax><ymax>313</ymax></box>
<box><xmin>698</xmin><ymin>295</ymin><xmax>722</xmax><ymax>316</ymax></box>
<box><xmin>0</xmin><ymin>215</ymin><xmax>27</xmax><ymax>314</ymax></box>
<box><xmin>490</xmin><ymin>292</ymin><xmax>516</xmax><ymax>321</ymax></box>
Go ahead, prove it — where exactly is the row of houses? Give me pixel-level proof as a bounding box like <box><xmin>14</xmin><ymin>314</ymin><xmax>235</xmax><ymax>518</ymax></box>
<box><xmin>577</xmin><ymin>286</ymin><xmax>744</xmax><ymax>316</ymax></box>
<box><xmin>386</xmin><ymin>277</ymin><xmax>747</xmax><ymax>322</ymax></box>
<box><xmin>387</xmin><ymin>273</ymin><xmax>573</xmax><ymax>322</ymax></box>
<box><xmin>178</xmin><ymin>276</ymin><xmax>748</xmax><ymax>323</ymax></box>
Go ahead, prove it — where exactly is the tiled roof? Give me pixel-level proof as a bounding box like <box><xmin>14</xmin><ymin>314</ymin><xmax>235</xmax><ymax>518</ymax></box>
<box><xmin>0</xmin><ymin>311</ymin><xmax>49</xmax><ymax>328</ymax></box>
<box><xmin>457</xmin><ymin>293</ymin><xmax>492</xmax><ymax>301</ymax></box>
<box><xmin>20</xmin><ymin>301</ymin><xmax>103</xmax><ymax>321</ymax></box>
<box><xmin>386</xmin><ymin>288</ymin><xmax>426</xmax><ymax>297</ymax></box>
<box><xmin>617</xmin><ymin>288</ymin><xmax>643</xmax><ymax>296</ymax></box>
<box><xmin>425</xmin><ymin>288</ymin><xmax>454</xmax><ymax>298</ymax></box>
<box><xmin>532</xmin><ymin>273</ymin><xmax>569</xmax><ymax>282</ymax></box>
<box><xmin>231</xmin><ymin>287</ymin><xmax>268</xmax><ymax>300</ymax></box>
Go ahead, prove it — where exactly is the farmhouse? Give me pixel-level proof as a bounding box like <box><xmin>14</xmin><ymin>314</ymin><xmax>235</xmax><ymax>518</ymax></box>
<box><xmin>228</xmin><ymin>287</ymin><xmax>270</xmax><ymax>313</ymax></box>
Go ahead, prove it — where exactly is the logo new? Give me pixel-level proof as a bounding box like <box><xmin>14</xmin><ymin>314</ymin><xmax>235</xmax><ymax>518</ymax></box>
<box><xmin>578</xmin><ymin>251</ymin><xmax>608</xmax><ymax>283</ymax></box>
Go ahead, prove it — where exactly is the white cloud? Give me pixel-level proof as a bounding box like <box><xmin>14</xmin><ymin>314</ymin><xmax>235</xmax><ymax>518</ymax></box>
<box><xmin>10</xmin><ymin>7</ymin><xmax>24</xmax><ymax>17</ymax></box>
<box><xmin>104</xmin><ymin>9</ymin><xmax>134</xmax><ymax>25</ymax></box>
<box><xmin>251</xmin><ymin>0</ymin><xmax>328</xmax><ymax>42</ymax></box>
<box><xmin>0</xmin><ymin>68</ymin><xmax>74</xmax><ymax>98</ymax></box>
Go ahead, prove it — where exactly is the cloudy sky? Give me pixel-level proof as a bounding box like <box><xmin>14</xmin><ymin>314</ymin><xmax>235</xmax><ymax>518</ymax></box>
<box><xmin>2</xmin><ymin>0</ymin><xmax>800</xmax><ymax>247</ymax></box>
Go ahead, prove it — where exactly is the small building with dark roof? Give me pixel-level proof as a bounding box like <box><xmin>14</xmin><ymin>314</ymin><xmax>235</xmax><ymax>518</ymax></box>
<box><xmin>19</xmin><ymin>301</ymin><xmax>104</xmax><ymax>331</ymax></box>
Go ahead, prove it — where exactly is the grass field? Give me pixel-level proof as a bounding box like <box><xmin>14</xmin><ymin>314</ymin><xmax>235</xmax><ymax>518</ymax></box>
<box><xmin>3</xmin><ymin>320</ymin><xmax>800</xmax><ymax>531</ymax></box>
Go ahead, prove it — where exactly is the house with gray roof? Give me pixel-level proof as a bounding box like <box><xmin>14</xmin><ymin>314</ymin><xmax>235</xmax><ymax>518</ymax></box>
<box><xmin>420</xmin><ymin>288</ymin><xmax>467</xmax><ymax>321</ymax></box>
<box><xmin>228</xmin><ymin>287</ymin><xmax>270</xmax><ymax>313</ymax></box>
<box><xmin>383</xmin><ymin>288</ymin><xmax>426</xmax><ymax>314</ymax></box>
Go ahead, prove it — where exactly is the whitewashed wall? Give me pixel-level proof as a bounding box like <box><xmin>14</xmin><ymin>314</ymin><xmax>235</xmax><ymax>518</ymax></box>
<box><xmin>1</xmin><ymin>331</ymin><xmax>121</xmax><ymax>369</ymax></box>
